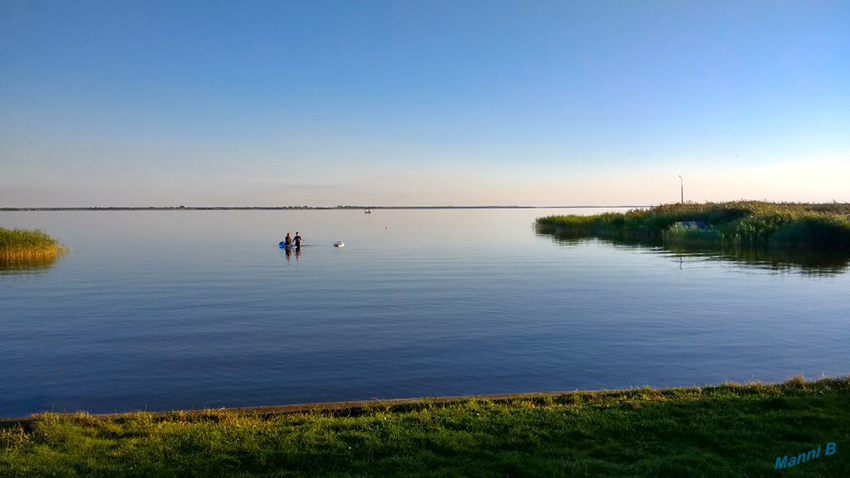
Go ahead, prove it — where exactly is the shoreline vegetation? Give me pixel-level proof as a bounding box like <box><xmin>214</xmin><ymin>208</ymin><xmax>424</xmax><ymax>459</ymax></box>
<box><xmin>537</xmin><ymin>201</ymin><xmax>850</xmax><ymax>250</ymax></box>
<box><xmin>2</xmin><ymin>376</ymin><xmax>848</xmax><ymax>476</ymax></box>
<box><xmin>0</xmin><ymin>228</ymin><xmax>67</xmax><ymax>263</ymax></box>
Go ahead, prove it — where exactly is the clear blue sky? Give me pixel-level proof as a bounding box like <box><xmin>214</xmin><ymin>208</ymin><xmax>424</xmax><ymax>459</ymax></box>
<box><xmin>2</xmin><ymin>1</ymin><xmax>848</xmax><ymax>206</ymax></box>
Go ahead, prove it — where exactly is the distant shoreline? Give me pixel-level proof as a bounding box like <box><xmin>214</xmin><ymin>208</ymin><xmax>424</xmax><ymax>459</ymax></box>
<box><xmin>0</xmin><ymin>205</ymin><xmax>644</xmax><ymax>211</ymax></box>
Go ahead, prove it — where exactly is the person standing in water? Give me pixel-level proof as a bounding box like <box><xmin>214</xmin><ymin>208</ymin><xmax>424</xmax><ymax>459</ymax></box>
<box><xmin>293</xmin><ymin>231</ymin><xmax>302</xmax><ymax>248</ymax></box>
<box><xmin>283</xmin><ymin>232</ymin><xmax>292</xmax><ymax>248</ymax></box>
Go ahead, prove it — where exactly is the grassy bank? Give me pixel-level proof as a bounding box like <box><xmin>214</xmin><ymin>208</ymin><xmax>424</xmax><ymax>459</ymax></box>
<box><xmin>0</xmin><ymin>228</ymin><xmax>67</xmax><ymax>262</ymax></box>
<box><xmin>3</xmin><ymin>377</ymin><xmax>849</xmax><ymax>477</ymax></box>
<box><xmin>537</xmin><ymin>201</ymin><xmax>850</xmax><ymax>249</ymax></box>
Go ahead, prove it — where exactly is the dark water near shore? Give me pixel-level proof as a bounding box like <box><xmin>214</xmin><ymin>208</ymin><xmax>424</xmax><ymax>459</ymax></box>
<box><xmin>1</xmin><ymin>209</ymin><xmax>849</xmax><ymax>417</ymax></box>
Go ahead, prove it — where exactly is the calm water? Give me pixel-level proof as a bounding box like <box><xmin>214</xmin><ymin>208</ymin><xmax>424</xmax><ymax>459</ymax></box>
<box><xmin>2</xmin><ymin>209</ymin><xmax>849</xmax><ymax>417</ymax></box>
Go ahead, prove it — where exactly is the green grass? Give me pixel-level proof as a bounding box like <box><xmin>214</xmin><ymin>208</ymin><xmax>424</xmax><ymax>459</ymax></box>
<box><xmin>3</xmin><ymin>377</ymin><xmax>849</xmax><ymax>477</ymax></box>
<box><xmin>537</xmin><ymin>201</ymin><xmax>850</xmax><ymax>249</ymax></box>
<box><xmin>0</xmin><ymin>227</ymin><xmax>67</xmax><ymax>262</ymax></box>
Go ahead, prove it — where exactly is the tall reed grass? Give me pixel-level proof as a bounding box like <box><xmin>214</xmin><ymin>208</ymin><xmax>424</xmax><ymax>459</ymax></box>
<box><xmin>537</xmin><ymin>201</ymin><xmax>850</xmax><ymax>250</ymax></box>
<box><xmin>0</xmin><ymin>228</ymin><xmax>68</xmax><ymax>262</ymax></box>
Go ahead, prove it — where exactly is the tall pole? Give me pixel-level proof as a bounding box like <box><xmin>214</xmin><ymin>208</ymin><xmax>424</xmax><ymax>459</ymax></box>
<box><xmin>678</xmin><ymin>175</ymin><xmax>683</xmax><ymax>204</ymax></box>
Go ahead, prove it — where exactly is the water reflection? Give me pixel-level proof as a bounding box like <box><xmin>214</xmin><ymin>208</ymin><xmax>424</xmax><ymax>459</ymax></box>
<box><xmin>536</xmin><ymin>226</ymin><xmax>850</xmax><ymax>276</ymax></box>
<box><xmin>282</xmin><ymin>246</ymin><xmax>302</xmax><ymax>262</ymax></box>
<box><xmin>664</xmin><ymin>244</ymin><xmax>850</xmax><ymax>276</ymax></box>
<box><xmin>0</xmin><ymin>255</ymin><xmax>62</xmax><ymax>275</ymax></box>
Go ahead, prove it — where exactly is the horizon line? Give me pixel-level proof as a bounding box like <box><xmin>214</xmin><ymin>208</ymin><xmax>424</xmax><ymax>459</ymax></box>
<box><xmin>1</xmin><ymin>205</ymin><xmax>648</xmax><ymax>211</ymax></box>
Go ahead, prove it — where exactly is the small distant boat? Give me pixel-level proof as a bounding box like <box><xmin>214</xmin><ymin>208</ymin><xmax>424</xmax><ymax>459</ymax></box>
<box><xmin>364</xmin><ymin>209</ymin><xmax>372</xmax><ymax>214</ymax></box>
<box><xmin>333</xmin><ymin>241</ymin><xmax>345</xmax><ymax>248</ymax></box>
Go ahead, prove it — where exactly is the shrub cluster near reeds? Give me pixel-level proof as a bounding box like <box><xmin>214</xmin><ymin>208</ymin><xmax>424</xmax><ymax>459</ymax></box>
<box><xmin>537</xmin><ymin>201</ymin><xmax>850</xmax><ymax>249</ymax></box>
<box><xmin>0</xmin><ymin>228</ymin><xmax>67</xmax><ymax>261</ymax></box>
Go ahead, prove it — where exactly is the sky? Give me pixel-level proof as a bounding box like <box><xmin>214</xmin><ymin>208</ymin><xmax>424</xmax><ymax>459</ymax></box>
<box><xmin>1</xmin><ymin>1</ymin><xmax>849</xmax><ymax>207</ymax></box>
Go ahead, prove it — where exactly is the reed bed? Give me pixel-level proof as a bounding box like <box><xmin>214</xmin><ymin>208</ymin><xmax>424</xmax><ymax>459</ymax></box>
<box><xmin>0</xmin><ymin>228</ymin><xmax>67</xmax><ymax>262</ymax></box>
<box><xmin>537</xmin><ymin>201</ymin><xmax>850</xmax><ymax>249</ymax></box>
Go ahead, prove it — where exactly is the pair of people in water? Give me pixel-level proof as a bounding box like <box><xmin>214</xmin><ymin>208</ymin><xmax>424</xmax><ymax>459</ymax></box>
<box><xmin>283</xmin><ymin>232</ymin><xmax>302</xmax><ymax>248</ymax></box>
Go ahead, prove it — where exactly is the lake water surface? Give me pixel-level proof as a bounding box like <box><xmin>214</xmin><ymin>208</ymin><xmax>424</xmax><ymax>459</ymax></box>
<box><xmin>2</xmin><ymin>209</ymin><xmax>848</xmax><ymax>417</ymax></box>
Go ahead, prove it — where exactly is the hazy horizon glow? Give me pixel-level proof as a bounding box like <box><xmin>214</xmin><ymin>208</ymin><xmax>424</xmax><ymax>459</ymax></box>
<box><xmin>2</xmin><ymin>1</ymin><xmax>848</xmax><ymax>207</ymax></box>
